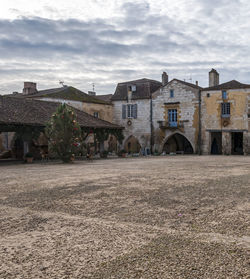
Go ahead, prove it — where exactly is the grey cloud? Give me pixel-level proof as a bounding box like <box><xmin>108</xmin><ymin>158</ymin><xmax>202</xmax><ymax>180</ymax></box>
<box><xmin>1</xmin><ymin>0</ymin><xmax>250</xmax><ymax>94</ymax></box>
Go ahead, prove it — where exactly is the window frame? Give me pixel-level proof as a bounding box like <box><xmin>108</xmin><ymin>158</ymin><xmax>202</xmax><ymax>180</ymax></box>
<box><xmin>93</xmin><ymin>111</ymin><xmax>99</xmax><ymax>118</ymax></box>
<box><xmin>168</xmin><ymin>109</ymin><xmax>178</xmax><ymax>127</ymax></box>
<box><xmin>222</xmin><ymin>90</ymin><xmax>227</xmax><ymax>99</ymax></box>
<box><xmin>170</xmin><ymin>89</ymin><xmax>174</xmax><ymax>98</ymax></box>
<box><xmin>127</xmin><ymin>104</ymin><xmax>133</xmax><ymax>118</ymax></box>
<box><xmin>221</xmin><ymin>102</ymin><xmax>230</xmax><ymax>118</ymax></box>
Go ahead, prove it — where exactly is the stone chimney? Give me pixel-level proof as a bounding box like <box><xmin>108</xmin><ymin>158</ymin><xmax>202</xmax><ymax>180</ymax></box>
<box><xmin>162</xmin><ymin>72</ymin><xmax>168</xmax><ymax>86</ymax></box>
<box><xmin>23</xmin><ymin>82</ymin><xmax>37</xmax><ymax>95</ymax></box>
<box><xmin>209</xmin><ymin>69</ymin><xmax>219</xmax><ymax>87</ymax></box>
<box><xmin>88</xmin><ymin>91</ymin><xmax>96</xmax><ymax>96</ymax></box>
<box><xmin>195</xmin><ymin>81</ymin><xmax>199</xmax><ymax>86</ymax></box>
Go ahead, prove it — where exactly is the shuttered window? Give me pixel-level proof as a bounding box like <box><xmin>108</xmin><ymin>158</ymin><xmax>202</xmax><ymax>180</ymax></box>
<box><xmin>132</xmin><ymin>104</ymin><xmax>137</xmax><ymax>119</ymax></box>
<box><xmin>127</xmin><ymin>104</ymin><xmax>133</xmax><ymax>118</ymax></box>
<box><xmin>122</xmin><ymin>104</ymin><xmax>126</xmax><ymax>119</ymax></box>
<box><xmin>122</xmin><ymin>104</ymin><xmax>138</xmax><ymax>119</ymax></box>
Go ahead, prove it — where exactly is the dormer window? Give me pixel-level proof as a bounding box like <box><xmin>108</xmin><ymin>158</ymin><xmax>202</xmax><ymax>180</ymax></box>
<box><xmin>170</xmin><ymin>89</ymin><xmax>174</xmax><ymax>98</ymax></box>
<box><xmin>222</xmin><ymin>90</ymin><xmax>227</xmax><ymax>99</ymax></box>
<box><xmin>128</xmin><ymin>85</ymin><xmax>136</xmax><ymax>92</ymax></box>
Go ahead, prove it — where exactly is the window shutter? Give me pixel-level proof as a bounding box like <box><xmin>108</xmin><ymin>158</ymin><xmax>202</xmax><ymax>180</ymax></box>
<box><xmin>122</xmin><ymin>104</ymin><xmax>126</xmax><ymax>119</ymax></box>
<box><xmin>133</xmin><ymin>104</ymin><xmax>137</xmax><ymax>119</ymax></box>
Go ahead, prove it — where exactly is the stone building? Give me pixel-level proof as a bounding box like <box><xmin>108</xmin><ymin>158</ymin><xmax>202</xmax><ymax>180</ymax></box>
<box><xmin>111</xmin><ymin>74</ymin><xmax>202</xmax><ymax>154</ymax></box>
<box><xmin>152</xmin><ymin>73</ymin><xmax>201</xmax><ymax>154</ymax></box>
<box><xmin>111</xmin><ymin>78</ymin><xmax>162</xmax><ymax>153</ymax></box>
<box><xmin>201</xmin><ymin>70</ymin><xmax>250</xmax><ymax>155</ymax></box>
<box><xmin>18</xmin><ymin>82</ymin><xmax>113</xmax><ymax>123</ymax></box>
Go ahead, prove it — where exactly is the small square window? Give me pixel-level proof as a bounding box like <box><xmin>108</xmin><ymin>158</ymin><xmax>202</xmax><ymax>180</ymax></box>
<box><xmin>222</xmin><ymin>90</ymin><xmax>227</xmax><ymax>99</ymax></box>
<box><xmin>128</xmin><ymin>85</ymin><xmax>136</xmax><ymax>92</ymax></box>
<box><xmin>170</xmin><ymin>89</ymin><xmax>174</xmax><ymax>98</ymax></box>
<box><xmin>93</xmin><ymin>112</ymin><xmax>99</xmax><ymax>118</ymax></box>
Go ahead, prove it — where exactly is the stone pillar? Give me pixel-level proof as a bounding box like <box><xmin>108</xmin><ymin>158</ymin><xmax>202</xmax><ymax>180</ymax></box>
<box><xmin>201</xmin><ymin>131</ymin><xmax>210</xmax><ymax>155</ymax></box>
<box><xmin>23</xmin><ymin>141</ymin><xmax>29</xmax><ymax>155</ymax></box>
<box><xmin>222</xmin><ymin>131</ymin><xmax>231</xmax><ymax>155</ymax></box>
<box><xmin>243</xmin><ymin>131</ymin><xmax>250</xmax><ymax>155</ymax></box>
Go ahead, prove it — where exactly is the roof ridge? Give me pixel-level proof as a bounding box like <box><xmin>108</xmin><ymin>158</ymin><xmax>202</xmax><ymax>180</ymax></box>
<box><xmin>118</xmin><ymin>78</ymin><xmax>161</xmax><ymax>85</ymax></box>
<box><xmin>202</xmin><ymin>79</ymin><xmax>250</xmax><ymax>91</ymax></box>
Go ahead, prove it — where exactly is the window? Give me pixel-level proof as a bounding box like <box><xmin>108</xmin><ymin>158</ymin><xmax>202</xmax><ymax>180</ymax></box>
<box><xmin>207</xmin><ymin>93</ymin><xmax>210</xmax><ymax>98</ymax></box>
<box><xmin>127</xmin><ymin>104</ymin><xmax>133</xmax><ymax>118</ymax></box>
<box><xmin>128</xmin><ymin>85</ymin><xmax>136</xmax><ymax>92</ymax></box>
<box><xmin>93</xmin><ymin>112</ymin><xmax>99</xmax><ymax>118</ymax></box>
<box><xmin>122</xmin><ymin>104</ymin><xmax>137</xmax><ymax>119</ymax></box>
<box><xmin>221</xmin><ymin>103</ymin><xmax>230</xmax><ymax>117</ymax></box>
<box><xmin>222</xmin><ymin>90</ymin><xmax>227</xmax><ymax>99</ymax></box>
<box><xmin>170</xmin><ymin>89</ymin><xmax>174</xmax><ymax>98</ymax></box>
<box><xmin>168</xmin><ymin>109</ymin><xmax>178</xmax><ymax>127</ymax></box>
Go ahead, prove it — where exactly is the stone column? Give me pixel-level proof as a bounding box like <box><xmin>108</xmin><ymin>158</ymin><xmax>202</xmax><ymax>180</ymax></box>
<box><xmin>222</xmin><ymin>131</ymin><xmax>231</xmax><ymax>155</ymax></box>
<box><xmin>243</xmin><ymin>131</ymin><xmax>250</xmax><ymax>155</ymax></box>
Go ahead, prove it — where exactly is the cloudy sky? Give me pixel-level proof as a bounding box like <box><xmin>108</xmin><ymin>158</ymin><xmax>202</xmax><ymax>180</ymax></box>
<box><xmin>1</xmin><ymin>0</ymin><xmax>250</xmax><ymax>95</ymax></box>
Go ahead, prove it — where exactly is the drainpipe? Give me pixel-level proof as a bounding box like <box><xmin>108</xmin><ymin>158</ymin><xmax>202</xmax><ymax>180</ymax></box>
<box><xmin>198</xmin><ymin>90</ymin><xmax>202</xmax><ymax>155</ymax></box>
<box><xmin>150</xmin><ymin>96</ymin><xmax>153</xmax><ymax>154</ymax></box>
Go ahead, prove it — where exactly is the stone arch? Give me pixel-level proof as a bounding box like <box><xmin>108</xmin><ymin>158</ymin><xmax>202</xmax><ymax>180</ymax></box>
<box><xmin>124</xmin><ymin>135</ymin><xmax>141</xmax><ymax>154</ymax></box>
<box><xmin>160</xmin><ymin>132</ymin><xmax>194</xmax><ymax>154</ymax></box>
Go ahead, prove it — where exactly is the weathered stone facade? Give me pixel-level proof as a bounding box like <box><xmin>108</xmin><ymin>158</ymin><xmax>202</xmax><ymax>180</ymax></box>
<box><xmin>111</xmin><ymin>78</ymin><xmax>162</xmax><ymax>153</ymax></box>
<box><xmin>112</xmin><ymin>77</ymin><xmax>201</xmax><ymax>154</ymax></box>
<box><xmin>201</xmin><ymin>84</ymin><xmax>250</xmax><ymax>155</ymax></box>
<box><xmin>152</xmin><ymin>79</ymin><xmax>200</xmax><ymax>154</ymax></box>
<box><xmin>113</xmin><ymin>99</ymin><xmax>151</xmax><ymax>151</ymax></box>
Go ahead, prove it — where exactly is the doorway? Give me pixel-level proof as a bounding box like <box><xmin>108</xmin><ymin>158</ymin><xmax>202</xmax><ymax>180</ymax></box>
<box><xmin>210</xmin><ymin>132</ymin><xmax>222</xmax><ymax>154</ymax></box>
<box><xmin>231</xmin><ymin>132</ymin><xmax>243</xmax><ymax>155</ymax></box>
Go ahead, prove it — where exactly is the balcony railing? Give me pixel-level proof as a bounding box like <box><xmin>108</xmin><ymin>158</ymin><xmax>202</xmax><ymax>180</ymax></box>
<box><xmin>158</xmin><ymin>121</ymin><xmax>184</xmax><ymax>129</ymax></box>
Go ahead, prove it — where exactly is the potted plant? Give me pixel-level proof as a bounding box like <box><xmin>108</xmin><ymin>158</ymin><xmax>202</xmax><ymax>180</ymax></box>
<box><xmin>25</xmin><ymin>152</ymin><xmax>34</xmax><ymax>163</ymax></box>
<box><xmin>100</xmin><ymin>150</ymin><xmax>108</xmax><ymax>158</ymax></box>
<box><xmin>70</xmin><ymin>154</ymin><xmax>75</xmax><ymax>162</ymax></box>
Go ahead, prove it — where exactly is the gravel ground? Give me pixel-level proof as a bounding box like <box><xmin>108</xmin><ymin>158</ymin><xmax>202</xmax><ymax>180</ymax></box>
<box><xmin>0</xmin><ymin>156</ymin><xmax>249</xmax><ymax>278</ymax></box>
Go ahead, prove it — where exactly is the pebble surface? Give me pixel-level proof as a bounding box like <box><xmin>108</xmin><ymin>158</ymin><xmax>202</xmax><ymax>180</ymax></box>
<box><xmin>0</xmin><ymin>156</ymin><xmax>249</xmax><ymax>278</ymax></box>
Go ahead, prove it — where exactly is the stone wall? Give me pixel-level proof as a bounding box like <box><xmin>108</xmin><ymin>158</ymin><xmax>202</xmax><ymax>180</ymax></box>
<box><xmin>37</xmin><ymin>97</ymin><xmax>113</xmax><ymax>122</ymax></box>
<box><xmin>201</xmin><ymin>89</ymin><xmax>250</xmax><ymax>155</ymax></box>
<box><xmin>112</xmin><ymin>99</ymin><xmax>151</xmax><ymax>150</ymax></box>
<box><xmin>152</xmin><ymin>80</ymin><xmax>200</xmax><ymax>153</ymax></box>
<box><xmin>82</xmin><ymin>102</ymin><xmax>113</xmax><ymax>122</ymax></box>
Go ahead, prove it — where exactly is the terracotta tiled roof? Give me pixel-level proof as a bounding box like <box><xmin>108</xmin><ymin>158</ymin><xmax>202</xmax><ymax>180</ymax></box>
<box><xmin>0</xmin><ymin>96</ymin><xmax>122</xmax><ymax>129</ymax></box>
<box><xmin>202</xmin><ymin>80</ymin><xmax>250</xmax><ymax>91</ymax></box>
<box><xmin>111</xmin><ymin>78</ymin><xmax>162</xmax><ymax>101</ymax></box>
<box><xmin>19</xmin><ymin>86</ymin><xmax>111</xmax><ymax>105</ymax></box>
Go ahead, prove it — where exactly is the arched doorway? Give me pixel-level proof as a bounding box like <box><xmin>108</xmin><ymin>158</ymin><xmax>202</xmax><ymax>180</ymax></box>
<box><xmin>124</xmin><ymin>136</ymin><xmax>141</xmax><ymax>154</ymax></box>
<box><xmin>163</xmin><ymin>133</ymin><xmax>194</xmax><ymax>154</ymax></box>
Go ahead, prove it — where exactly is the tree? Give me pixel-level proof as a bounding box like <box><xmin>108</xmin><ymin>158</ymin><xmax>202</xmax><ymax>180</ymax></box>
<box><xmin>45</xmin><ymin>104</ymin><xmax>82</xmax><ymax>163</ymax></box>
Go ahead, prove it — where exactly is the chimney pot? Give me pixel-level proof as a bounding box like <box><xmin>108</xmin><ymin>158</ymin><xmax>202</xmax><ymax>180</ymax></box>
<box><xmin>209</xmin><ymin>69</ymin><xmax>219</xmax><ymax>87</ymax></box>
<box><xmin>196</xmin><ymin>81</ymin><xmax>198</xmax><ymax>86</ymax></box>
<box><xmin>162</xmin><ymin>72</ymin><xmax>168</xmax><ymax>86</ymax></box>
<box><xmin>23</xmin><ymin>82</ymin><xmax>37</xmax><ymax>95</ymax></box>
